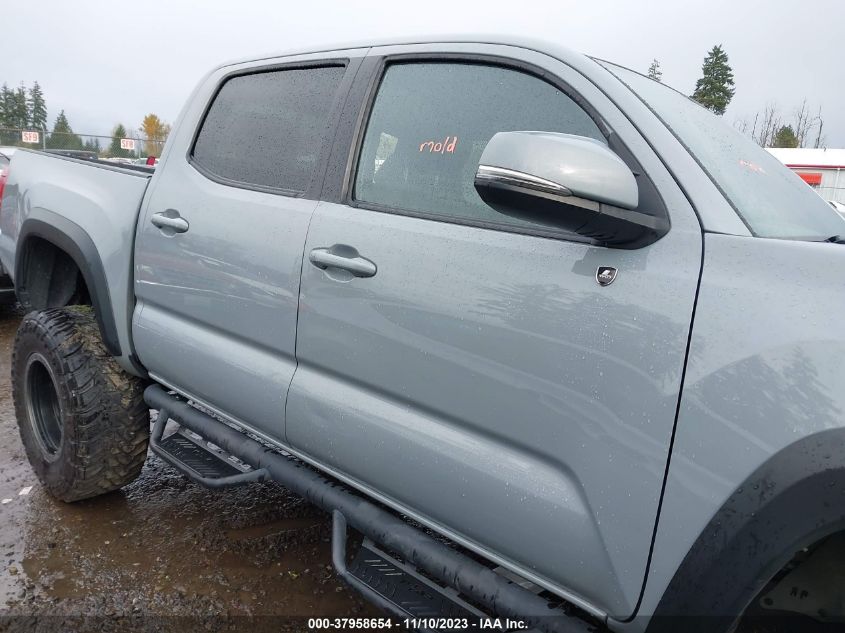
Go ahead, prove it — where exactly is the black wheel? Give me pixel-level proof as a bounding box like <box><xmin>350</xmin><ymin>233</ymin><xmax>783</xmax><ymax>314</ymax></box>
<box><xmin>12</xmin><ymin>306</ymin><xmax>150</xmax><ymax>502</ymax></box>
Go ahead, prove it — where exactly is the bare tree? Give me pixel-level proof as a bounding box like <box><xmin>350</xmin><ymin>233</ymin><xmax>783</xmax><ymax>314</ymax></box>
<box><xmin>735</xmin><ymin>99</ymin><xmax>826</xmax><ymax>149</ymax></box>
<box><xmin>814</xmin><ymin>113</ymin><xmax>825</xmax><ymax>149</ymax></box>
<box><xmin>779</xmin><ymin>99</ymin><xmax>825</xmax><ymax>148</ymax></box>
<box><xmin>752</xmin><ymin>103</ymin><xmax>782</xmax><ymax>147</ymax></box>
<box><xmin>733</xmin><ymin>116</ymin><xmax>751</xmax><ymax>135</ymax></box>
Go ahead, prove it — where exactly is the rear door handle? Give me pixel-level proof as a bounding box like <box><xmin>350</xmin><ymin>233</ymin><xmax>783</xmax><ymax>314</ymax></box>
<box><xmin>151</xmin><ymin>211</ymin><xmax>189</xmax><ymax>234</ymax></box>
<box><xmin>309</xmin><ymin>246</ymin><xmax>376</xmax><ymax>278</ymax></box>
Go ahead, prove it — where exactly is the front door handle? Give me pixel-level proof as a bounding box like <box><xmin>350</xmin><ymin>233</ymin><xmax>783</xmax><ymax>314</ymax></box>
<box><xmin>151</xmin><ymin>211</ymin><xmax>189</xmax><ymax>234</ymax></box>
<box><xmin>309</xmin><ymin>246</ymin><xmax>376</xmax><ymax>278</ymax></box>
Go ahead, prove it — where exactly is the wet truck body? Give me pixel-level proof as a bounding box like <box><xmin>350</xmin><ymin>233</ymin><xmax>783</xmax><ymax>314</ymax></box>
<box><xmin>2</xmin><ymin>36</ymin><xmax>845</xmax><ymax>633</ymax></box>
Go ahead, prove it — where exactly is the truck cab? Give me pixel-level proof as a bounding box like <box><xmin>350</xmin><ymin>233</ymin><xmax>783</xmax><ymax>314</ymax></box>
<box><xmin>2</xmin><ymin>37</ymin><xmax>845</xmax><ymax>633</ymax></box>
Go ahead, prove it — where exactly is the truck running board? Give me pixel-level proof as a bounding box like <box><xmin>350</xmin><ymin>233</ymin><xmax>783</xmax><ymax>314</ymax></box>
<box><xmin>149</xmin><ymin>407</ymin><xmax>269</xmax><ymax>488</ymax></box>
<box><xmin>333</xmin><ymin>510</ymin><xmax>489</xmax><ymax>627</ymax></box>
<box><xmin>144</xmin><ymin>385</ymin><xmax>595</xmax><ymax>633</ymax></box>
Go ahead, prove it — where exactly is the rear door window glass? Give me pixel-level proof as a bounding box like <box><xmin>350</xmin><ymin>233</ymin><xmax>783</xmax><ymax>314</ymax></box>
<box><xmin>192</xmin><ymin>65</ymin><xmax>345</xmax><ymax>193</ymax></box>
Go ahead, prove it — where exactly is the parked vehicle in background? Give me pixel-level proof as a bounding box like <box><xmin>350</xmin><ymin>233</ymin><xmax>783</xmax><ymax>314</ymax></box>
<box><xmin>0</xmin><ymin>147</ymin><xmax>17</xmax><ymax>304</ymax></box>
<box><xmin>0</xmin><ymin>147</ymin><xmax>16</xmax><ymax>199</ymax></box>
<box><xmin>2</xmin><ymin>37</ymin><xmax>845</xmax><ymax>633</ymax></box>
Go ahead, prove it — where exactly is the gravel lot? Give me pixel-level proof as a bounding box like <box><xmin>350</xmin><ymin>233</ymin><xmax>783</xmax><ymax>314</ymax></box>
<box><xmin>0</xmin><ymin>306</ymin><xmax>374</xmax><ymax>632</ymax></box>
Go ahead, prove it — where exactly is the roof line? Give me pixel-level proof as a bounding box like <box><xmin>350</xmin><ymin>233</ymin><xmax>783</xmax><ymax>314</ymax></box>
<box><xmin>785</xmin><ymin>164</ymin><xmax>845</xmax><ymax>170</ymax></box>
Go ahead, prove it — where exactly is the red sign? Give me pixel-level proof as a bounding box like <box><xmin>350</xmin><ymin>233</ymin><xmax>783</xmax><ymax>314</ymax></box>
<box><xmin>798</xmin><ymin>172</ymin><xmax>822</xmax><ymax>186</ymax></box>
<box><xmin>21</xmin><ymin>131</ymin><xmax>40</xmax><ymax>144</ymax></box>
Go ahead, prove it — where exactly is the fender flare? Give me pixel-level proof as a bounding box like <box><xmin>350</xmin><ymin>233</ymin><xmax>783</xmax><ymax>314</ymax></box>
<box><xmin>648</xmin><ymin>427</ymin><xmax>845</xmax><ymax>632</ymax></box>
<box><xmin>15</xmin><ymin>214</ymin><xmax>122</xmax><ymax>356</ymax></box>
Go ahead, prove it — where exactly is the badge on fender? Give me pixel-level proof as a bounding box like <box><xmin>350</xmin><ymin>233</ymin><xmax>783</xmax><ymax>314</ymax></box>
<box><xmin>596</xmin><ymin>266</ymin><xmax>618</xmax><ymax>286</ymax></box>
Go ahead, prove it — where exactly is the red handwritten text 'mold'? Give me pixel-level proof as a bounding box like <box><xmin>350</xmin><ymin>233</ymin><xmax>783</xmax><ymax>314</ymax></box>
<box><xmin>419</xmin><ymin>136</ymin><xmax>458</xmax><ymax>154</ymax></box>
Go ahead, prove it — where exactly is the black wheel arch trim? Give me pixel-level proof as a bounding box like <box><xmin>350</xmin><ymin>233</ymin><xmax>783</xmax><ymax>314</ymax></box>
<box><xmin>15</xmin><ymin>214</ymin><xmax>122</xmax><ymax>356</ymax></box>
<box><xmin>646</xmin><ymin>427</ymin><xmax>845</xmax><ymax>632</ymax></box>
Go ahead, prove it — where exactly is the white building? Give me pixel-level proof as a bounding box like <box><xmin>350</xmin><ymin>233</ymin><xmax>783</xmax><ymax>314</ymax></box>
<box><xmin>767</xmin><ymin>147</ymin><xmax>845</xmax><ymax>204</ymax></box>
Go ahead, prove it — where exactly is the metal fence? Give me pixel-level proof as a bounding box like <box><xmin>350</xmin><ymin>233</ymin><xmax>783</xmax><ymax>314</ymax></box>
<box><xmin>0</xmin><ymin>126</ymin><xmax>167</xmax><ymax>158</ymax></box>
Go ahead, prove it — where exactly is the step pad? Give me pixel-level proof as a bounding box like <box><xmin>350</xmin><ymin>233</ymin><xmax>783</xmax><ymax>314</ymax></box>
<box><xmin>348</xmin><ymin>541</ymin><xmax>486</xmax><ymax>622</ymax></box>
<box><xmin>156</xmin><ymin>429</ymin><xmax>244</xmax><ymax>480</ymax></box>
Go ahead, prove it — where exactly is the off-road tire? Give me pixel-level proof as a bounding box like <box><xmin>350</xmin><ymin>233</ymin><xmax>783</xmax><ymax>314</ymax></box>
<box><xmin>12</xmin><ymin>306</ymin><xmax>149</xmax><ymax>502</ymax></box>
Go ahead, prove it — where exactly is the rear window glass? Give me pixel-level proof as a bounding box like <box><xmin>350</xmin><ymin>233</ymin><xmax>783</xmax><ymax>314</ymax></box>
<box><xmin>192</xmin><ymin>65</ymin><xmax>345</xmax><ymax>193</ymax></box>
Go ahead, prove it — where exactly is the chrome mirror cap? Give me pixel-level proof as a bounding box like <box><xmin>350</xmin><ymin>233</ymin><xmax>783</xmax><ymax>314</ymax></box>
<box><xmin>476</xmin><ymin>131</ymin><xmax>639</xmax><ymax>210</ymax></box>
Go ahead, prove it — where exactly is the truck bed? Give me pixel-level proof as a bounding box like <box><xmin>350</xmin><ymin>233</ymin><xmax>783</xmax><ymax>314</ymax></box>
<box><xmin>0</xmin><ymin>148</ymin><xmax>153</xmax><ymax>374</ymax></box>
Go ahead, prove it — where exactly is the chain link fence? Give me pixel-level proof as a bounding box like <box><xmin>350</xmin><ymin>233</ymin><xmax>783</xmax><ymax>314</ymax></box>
<box><xmin>0</xmin><ymin>126</ymin><xmax>167</xmax><ymax>159</ymax></box>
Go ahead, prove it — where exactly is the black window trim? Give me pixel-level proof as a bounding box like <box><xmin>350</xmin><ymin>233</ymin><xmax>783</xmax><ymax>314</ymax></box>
<box><xmin>339</xmin><ymin>51</ymin><xmax>669</xmax><ymax>245</ymax></box>
<box><xmin>187</xmin><ymin>57</ymin><xmax>358</xmax><ymax>200</ymax></box>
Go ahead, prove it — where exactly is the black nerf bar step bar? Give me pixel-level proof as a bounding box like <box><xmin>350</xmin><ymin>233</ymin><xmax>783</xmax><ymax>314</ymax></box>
<box><xmin>333</xmin><ymin>511</ymin><xmax>489</xmax><ymax>629</ymax></box>
<box><xmin>144</xmin><ymin>385</ymin><xmax>595</xmax><ymax>633</ymax></box>
<box><xmin>149</xmin><ymin>404</ymin><xmax>269</xmax><ymax>488</ymax></box>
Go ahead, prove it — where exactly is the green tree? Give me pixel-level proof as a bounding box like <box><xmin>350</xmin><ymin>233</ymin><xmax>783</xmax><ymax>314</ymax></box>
<box><xmin>83</xmin><ymin>137</ymin><xmax>102</xmax><ymax>155</ymax></box>
<box><xmin>771</xmin><ymin>125</ymin><xmax>799</xmax><ymax>148</ymax></box>
<box><xmin>0</xmin><ymin>83</ymin><xmax>31</xmax><ymax>145</ymax></box>
<box><xmin>691</xmin><ymin>45</ymin><xmax>735</xmax><ymax>115</ymax></box>
<box><xmin>0</xmin><ymin>84</ymin><xmax>9</xmax><ymax>122</ymax></box>
<box><xmin>0</xmin><ymin>82</ymin><xmax>46</xmax><ymax>145</ymax></box>
<box><xmin>12</xmin><ymin>83</ymin><xmax>29</xmax><ymax>129</ymax></box>
<box><xmin>647</xmin><ymin>58</ymin><xmax>662</xmax><ymax>82</ymax></box>
<box><xmin>108</xmin><ymin>123</ymin><xmax>133</xmax><ymax>157</ymax></box>
<box><xmin>0</xmin><ymin>84</ymin><xmax>15</xmax><ymax>145</ymax></box>
<box><xmin>27</xmin><ymin>81</ymin><xmax>47</xmax><ymax>133</ymax></box>
<box><xmin>47</xmin><ymin>110</ymin><xmax>84</xmax><ymax>150</ymax></box>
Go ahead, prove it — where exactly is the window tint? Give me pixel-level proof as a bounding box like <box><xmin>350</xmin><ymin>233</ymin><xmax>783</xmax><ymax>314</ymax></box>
<box><xmin>354</xmin><ymin>62</ymin><xmax>605</xmax><ymax>230</ymax></box>
<box><xmin>193</xmin><ymin>65</ymin><xmax>345</xmax><ymax>192</ymax></box>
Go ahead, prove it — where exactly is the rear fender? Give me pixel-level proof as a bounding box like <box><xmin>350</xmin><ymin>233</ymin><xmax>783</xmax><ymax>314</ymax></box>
<box><xmin>16</xmin><ymin>212</ymin><xmax>121</xmax><ymax>356</ymax></box>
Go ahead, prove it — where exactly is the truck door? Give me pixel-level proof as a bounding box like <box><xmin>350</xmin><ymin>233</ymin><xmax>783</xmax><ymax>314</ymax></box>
<box><xmin>286</xmin><ymin>48</ymin><xmax>702</xmax><ymax>617</ymax></box>
<box><xmin>133</xmin><ymin>56</ymin><xmax>360</xmax><ymax>442</ymax></box>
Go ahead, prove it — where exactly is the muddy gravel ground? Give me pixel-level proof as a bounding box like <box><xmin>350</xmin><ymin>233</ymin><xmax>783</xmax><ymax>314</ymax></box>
<box><xmin>0</xmin><ymin>306</ymin><xmax>376</xmax><ymax>632</ymax></box>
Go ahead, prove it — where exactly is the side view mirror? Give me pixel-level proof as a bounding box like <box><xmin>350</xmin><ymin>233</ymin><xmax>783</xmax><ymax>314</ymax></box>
<box><xmin>474</xmin><ymin>131</ymin><xmax>668</xmax><ymax>248</ymax></box>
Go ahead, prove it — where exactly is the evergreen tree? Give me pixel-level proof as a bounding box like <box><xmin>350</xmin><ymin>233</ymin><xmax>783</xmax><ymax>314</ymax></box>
<box><xmin>27</xmin><ymin>82</ymin><xmax>47</xmax><ymax>133</ymax></box>
<box><xmin>0</xmin><ymin>83</ymin><xmax>30</xmax><ymax>145</ymax></box>
<box><xmin>0</xmin><ymin>84</ymin><xmax>15</xmax><ymax>145</ymax></box>
<box><xmin>691</xmin><ymin>45</ymin><xmax>735</xmax><ymax>115</ymax></box>
<box><xmin>0</xmin><ymin>84</ymin><xmax>11</xmax><ymax>125</ymax></box>
<box><xmin>83</xmin><ymin>137</ymin><xmax>102</xmax><ymax>155</ymax></box>
<box><xmin>771</xmin><ymin>125</ymin><xmax>799</xmax><ymax>148</ymax></box>
<box><xmin>647</xmin><ymin>59</ymin><xmax>662</xmax><ymax>82</ymax></box>
<box><xmin>47</xmin><ymin>110</ymin><xmax>84</xmax><ymax>150</ymax></box>
<box><xmin>108</xmin><ymin>123</ymin><xmax>133</xmax><ymax>157</ymax></box>
<box><xmin>11</xmin><ymin>83</ymin><xmax>29</xmax><ymax>130</ymax></box>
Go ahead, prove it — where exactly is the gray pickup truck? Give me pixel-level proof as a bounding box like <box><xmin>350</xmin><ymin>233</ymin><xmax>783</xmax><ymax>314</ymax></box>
<box><xmin>2</xmin><ymin>36</ymin><xmax>845</xmax><ymax>633</ymax></box>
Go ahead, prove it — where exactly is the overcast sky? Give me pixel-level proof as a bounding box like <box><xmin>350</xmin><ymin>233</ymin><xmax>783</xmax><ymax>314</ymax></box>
<box><xmin>4</xmin><ymin>0</ymin><xmax>844</xmax><ymax>147</ymax></box>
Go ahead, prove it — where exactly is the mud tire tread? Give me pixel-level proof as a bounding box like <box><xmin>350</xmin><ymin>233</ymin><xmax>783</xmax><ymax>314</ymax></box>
<box><xmin>12</xmin><ymin>306</ymin><xmax>149</xmax><ymax>502</ymax></box>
